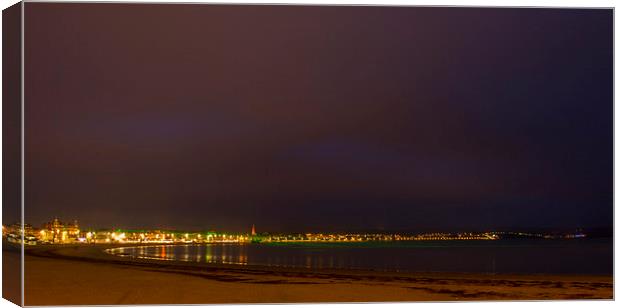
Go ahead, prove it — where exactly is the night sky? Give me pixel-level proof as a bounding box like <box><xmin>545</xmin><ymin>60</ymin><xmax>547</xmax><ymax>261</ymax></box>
<box><xmin>22</xmin><ymin>4</ymin><xmax>612</xmax><ymax>233</ymax></box>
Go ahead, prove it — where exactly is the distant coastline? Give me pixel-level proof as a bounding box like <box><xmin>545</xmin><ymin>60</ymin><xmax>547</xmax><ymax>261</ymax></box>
<box><xmin>3</xmin><ymin>219</ymin><xmax>594</xmax><ymax>245</ymax></box>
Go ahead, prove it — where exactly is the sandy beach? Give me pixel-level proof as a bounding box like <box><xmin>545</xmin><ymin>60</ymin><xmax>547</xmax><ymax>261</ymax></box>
<box><xmin>17</xmin><ymin>243</ymin><xmax>613</xmax><ymax>305</ymax></box>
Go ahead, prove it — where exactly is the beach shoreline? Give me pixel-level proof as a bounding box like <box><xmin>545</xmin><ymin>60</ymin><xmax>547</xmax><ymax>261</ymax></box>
<box><xmin>18</xmin><ymin>243</ymin><xmax>614</xmax><ymax>305</ymax></box>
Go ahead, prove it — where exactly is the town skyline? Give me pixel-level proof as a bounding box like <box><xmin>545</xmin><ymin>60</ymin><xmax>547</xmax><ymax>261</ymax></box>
<box><xmin>4</xmin><ymin>216</ymin><xmax>592</xmax><ymax>247</ymax></box>
<box><xmin>5</xmin><ymin>216</ymin><xmax>606</xmax><ymax>236</ymax></box>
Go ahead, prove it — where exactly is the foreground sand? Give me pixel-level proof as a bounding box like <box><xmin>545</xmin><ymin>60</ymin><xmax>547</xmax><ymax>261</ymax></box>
<box><xmin>18</xmin><ymin>244</ymin><xmax>613</xmax><ymax>305</ymax></box>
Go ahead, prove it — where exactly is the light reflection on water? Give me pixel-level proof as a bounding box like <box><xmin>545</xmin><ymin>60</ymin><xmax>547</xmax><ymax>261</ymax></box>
<box><xmin>104</xmin><ymin>239</ymin><xmax>613</xmax><ymax>274</ymax></box>
<box><xmin>107</xmin><ymin>244</ymin><xmax>250</xmax><ymax>265</ymax></box>
<box><xmin>107</xmin><ymin>244</ymin><xmax>348</xmax><ymax>268</ymax></box>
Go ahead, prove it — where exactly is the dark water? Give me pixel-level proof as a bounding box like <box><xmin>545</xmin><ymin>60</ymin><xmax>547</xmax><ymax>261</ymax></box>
<box><xmin>106</xmin><ymin>239</ymin><xmax>612</xmax><ymax>275</ymax></box>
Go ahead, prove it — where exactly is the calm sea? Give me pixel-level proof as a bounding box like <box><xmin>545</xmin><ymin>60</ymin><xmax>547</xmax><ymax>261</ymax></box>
<box><xmin>106</xmin><ymin>238</ymin><xmax>612</xmax><ymax>275</ymax></box>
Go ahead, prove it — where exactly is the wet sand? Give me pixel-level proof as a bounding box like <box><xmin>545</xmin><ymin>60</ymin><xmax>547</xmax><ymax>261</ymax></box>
<box><xmin>20</xmin><ymin>244</ymin><xmax>613</xmax><ymax>305</ymax></box>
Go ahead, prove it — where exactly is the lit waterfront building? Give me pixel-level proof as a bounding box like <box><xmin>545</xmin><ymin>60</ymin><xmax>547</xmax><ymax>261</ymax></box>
<box><xmin>39</xmin><ymin>218</ymin><xmax>81</xmax><ymax>243</ymax></box>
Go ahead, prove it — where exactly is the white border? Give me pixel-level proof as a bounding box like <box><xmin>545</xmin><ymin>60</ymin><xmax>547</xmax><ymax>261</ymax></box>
<box><xmin>20</xmin><ymin>1</ymin><xmax>24</xmax><ymax>306</ymax></box>
<box><xmin>12</xmin><ymin>0</ymin><xmax>619</xmax><ymax>7</ymax></box>
<box><xmin>0</xmin><ymin>1</ymin><xmax>617</xmax><ymax>308</ymax></box>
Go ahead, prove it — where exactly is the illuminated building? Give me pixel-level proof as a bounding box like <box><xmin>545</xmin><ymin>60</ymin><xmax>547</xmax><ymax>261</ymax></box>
<box><xmin>40</xmin><ymin>218</ymin><xmax>81</xmax><ymax>243</ymax></box>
